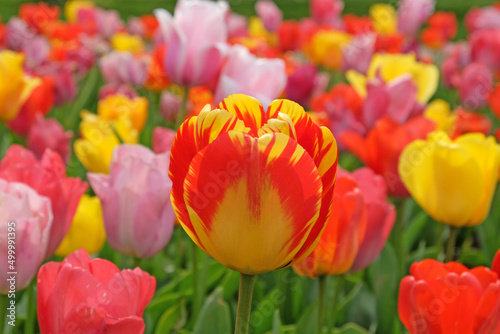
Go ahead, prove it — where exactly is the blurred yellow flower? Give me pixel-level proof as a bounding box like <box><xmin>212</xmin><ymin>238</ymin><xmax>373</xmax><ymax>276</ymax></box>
<box><xmin>306</xmin><ymin>30</ymin><xmax>352</xmax><ymax>70</ymax></box>
<box><xmin>98</xmin><ymin>94</ymin><xmax>148</xmax><ymax>131</ymax></box>
<box><xmin>424</xmin><ymin>99</ymin><xmax>457</xmax><ymax>134</ymax></box>
<box><xmin>74</xmin><ymin>111</ymin><xmax>138</xmax><ymax>173</ymax></box>
<box><xmin>370</xmin><ymin>4</ymin><xmax>397</xmax><ymax>34</ymax></box>
<box><xmin>64</xmin><ymin>0</ymin><xmax>94</xmax><ymax>23</ymax></box>
<box><xmin>346</xmin><ymin>53</ymin><xmax>439</xmax><ymax>104</ymax></box>
<box><xmin>0</xmin><ymin>51</ymin><xmax>40</xmax><ymax>122</ymax></box>
<box><xmin>399</xmin><ymin>131</ymin><xmax>500</xmax><ymax>227</ymax></box>
<box><xmin>55</xmin><ymin>195</ymin><xmax>106</xmax><ymax>257</ymax></box>
<box><xmin>111</xmin><ymin>33</ymin><xmax>145</xmax><ymax>53</ymax></box>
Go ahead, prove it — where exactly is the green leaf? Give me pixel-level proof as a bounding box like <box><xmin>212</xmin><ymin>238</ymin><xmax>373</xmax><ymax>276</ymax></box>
<box><xmin>295</xmin><ymin>299</ymin><xmax>318</xmax><ymax>334</ymax></box>
<box><xmin>272</xmin><ymin>309</ymin><xmax>282</xmax><ymax>334</ymax></box>
<box><xmin>251</xmin><ymin>288</ymin><xmax>282</xmax><ymax>334</ymax></box>
<box><xmin>403</xmin><ymin>211</ymin><xmax>429</xmax><ymax>253</ymax></box>
<box><xmin>193</xmin><ymin>287</ymin><xmax>232</xmax><ymax>334</ymax></box>
<box><xmin>154</xmin><ymin>300</ymin><xmax>186</xmax><ymax>334</ymax></box>
<box><xmin>333</xmin><ymin>323</ymin><xmax>371</xmax><ymax>334</ymax></box>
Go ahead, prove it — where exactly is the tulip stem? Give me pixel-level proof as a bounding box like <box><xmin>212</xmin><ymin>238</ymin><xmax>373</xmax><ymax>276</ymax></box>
<box><xmin>328</xmin><ymin>275</ymin><xmax>343</xmax><ymax>331</ymax></box>
<box><xmin>235</xmin><ymin>273</ymin><xmax>256</xmax><ymax>334</ymax></box>
<box><xmin>317</xmin><ymin>275</ymin><xmax>327</xmax><ymax>334</ymax></box>
<box><xmin>0</xmin><ymin>293</ymin><xmax>7</xmax><ymax>332</ymax></box>
<box><xmin>25</xmin><ymin>279</ymin><xmax>36</xmax><ymax>334</ymax></box>
<box><xmin>191</xmin><ymin>241</ymin><xmax>201</xmax><ymax>322</ymax></box>
<box><xmin>175</xmin><ymin>86</ymin><xmax>189</xmax><ymax>129</ymax></box>
<box><xmin>445</xmin><ymin>226</ymin><xmax>459</xmax><ymax>262</ymax></box>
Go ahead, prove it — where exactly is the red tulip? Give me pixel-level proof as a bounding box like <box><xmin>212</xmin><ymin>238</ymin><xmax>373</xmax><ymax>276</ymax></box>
<box><xmin>278</xmin><ymin>21</ymin><xmax>301</xmax><ymax>52</ymax></box>
<box><xmin>340</xmin><ymin>116</ymin><xmax>436</xmax><ymax>197</ymax></box>
<box><xmin>0</xmin><ymin>145</ymin><xmax>87</xmax><ymax>257</ymax></box>
<box><xmin>343</xmin><ymin>14</ymin><xmax>373</xmax><ymax>35</ymax></box>
<box><xmin>399</xmin><ymin>259</ymin><xmax>500</xmax><ymax>334</ymax></box>
<box><xmin>470</xmin><ymin>29</ymin><xmax>500</xmax><ymax>74</ymax></box>
<box><xmin>494</xmin><ymin>249</ymin><xmax>500</xmax><ymax>277</ymax></box>
<box><xmin>452</xmin><ymin>107</ymin><xmax>492</xmax><ymax>139</ymax></box>
<box><xmin>37</xmin><ymin>249</ymin><xmax>156</xmax><ymax>334</ymax></box>
<box><xmin>19</xmin><ymin>3</ymin><xmax>60</xmax><ymax>33</ymax></box>
<box><xmin>7</xmin><ymin>76</ymin><xmax>55</xmax><ymax>136</ymax></box>
<box><xmin>488</xmin><ymin>84</ymin><xmax>500</xmax><ymax>120</ymax></box>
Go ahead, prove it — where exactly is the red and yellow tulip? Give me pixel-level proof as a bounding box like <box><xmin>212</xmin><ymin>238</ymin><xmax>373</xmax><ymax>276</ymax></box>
<box><xmin>168</xmin><ymin>94</ymin><xmax>338</xmax><ymax>275</ymax></box>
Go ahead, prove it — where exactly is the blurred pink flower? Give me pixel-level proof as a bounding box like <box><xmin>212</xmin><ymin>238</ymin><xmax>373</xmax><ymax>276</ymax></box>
<box><xmin>88</xmin><ymin>144</ymin><xmax>175</xmax><ymax>258</ymax></box>
<box><xmin>342</xmin><ymin>33</ymin><xmax>375</xmax><ymax>74</ymax></box>
<box><xmin>34</xmin><ymin>62</ymin><xmax>77</xmax><ymax>105</ymax></box>
<box><xmin>99</xmin><ymin>83</ymin><xmax>138</xmax><ymax>100</ymax></box>
<box><xmin>310</xmin><ymin>0</ymin><xmax>344</xmax><ymax>27</ymax></box>
<box><xmin>27</xmin><ymin>117</ymin><xmax>72</xmax><ymax>163</ymax></box>
<box><xmin>0</xmin><ymin>179</ymin><xmax>52</xmax><ymax>293</ymax></box>
<box><xmin>470</xmin><ymin>29</ymin><xmax>500</xmax><ymax>73</ymax></box>
<box><xmin>152</xmin><ymin>127</ymin><xmax>176</xmax><ymax>154</ymax></box>
<box><xmin>6</xmin><ymin>17</ymin><xmax>36</xmax><ymax>51</ymax></box>
<box><xmin>397</xmin><ymin>0</ymin><xmax>435</xmax><ymax>36</ymax></box>
<box><xmin>159</xmin><ymin>91</ymin><xmax>182</xmax><ymax>122</ymax></box>
<box><xmin>459</xmin><ymin>62</ymin><xmax>493</xmax><ymax>109</ymax></box>
<box><xmin>344</xmin><ymin>168</ymin><xmax>396</xmax><ymax>272</ymax></box>
<box><xmin>0</xmin><ymin>145</ymin><xmax>87</xmax><ymax>258</ymax></box>
<box><xmin>76</xmin><ymin>7</ymin><xmax>124</xmax><ymax>39</ymax></box>
<box><xmin>155</xmin><ymin>0</ymin><xmax>228</xmax><ymax>86</ymax></box>
<box><xmin>214</xmin><ymin>44</ymin><xmax>286</xmax><ymax>107</ymax></box>
<box><xmin>255</xmin><ymin>0</ymin><xmax>283</xmax><ymax>33</ymax></box>
<box><xmin>441</xmin><ymin>42</ymin><xmax>470</xmax><ymax>88</ymax></box>
<box><xmin>99</xmin><ymin>51</ymin><xmax>149</xmax><ymax>87</ymax></box>
<box><xmin>285</xmin><ymin>63</ymin><xmax>318</xmax><ymax>108</ymax></box>
<box><xmin>226</xmin><ymin>12</ymin><xmax>248</xmax><ymax>39</ymax></box>
<box><xmin>465</xmin><ymin>6</ymin><xmax>500</xmax><ymax>32</ymax></box>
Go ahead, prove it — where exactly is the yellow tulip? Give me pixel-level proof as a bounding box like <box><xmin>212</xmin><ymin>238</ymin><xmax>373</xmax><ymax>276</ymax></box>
<box><xmin>64</xmin><ymin>0</ymin><xmax>94</xmax><ymax>23</ymax></box>
<box><xmin>346</xmin><ymin>53</ymin><xmax>439</xmax><ymax>104</ymax></box>
<box><xmin>98</xmin><ymin>94</ymin><xmax>148</xmax><ymax>131</ymax></box>
<box><xmin>306</xmin><ymin>30</ymin><xmax>352</xmax><ymax>70</ymax></box>
<box><xmin>369</xmin><ymin>4</ymin><xmax>398</xmax><ymax>35</ymax></box>
<box><xmin>74</xmin><ymin>112</ymin><xmax>138</xmax><ymax>173</ymax></box>
<box><xmin>424</xmin><ymin>99</ymin><xmax>457</xmax><ymax>134</ymax></box>
<box><xmin>399</xmin><ymin>131</ymin><xmax>500</xmax><ymax>227</ymax></box>
<box><xmin>0</xmin><ymin>51</ymin><xmax>40</xmax><ymax>122</ymax></box>
<box><xmin>110</xmin><ymin>33</ymin><xmax>145</xmax><ymax>54</ymax></box>
<box><xmin>55</xmin><ymin>195</ymin><xmax>106</xmax><ymax>257</ymax></box>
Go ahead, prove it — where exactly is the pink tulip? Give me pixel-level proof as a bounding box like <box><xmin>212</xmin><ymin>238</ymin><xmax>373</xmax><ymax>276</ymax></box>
<box><xmin>470</xmin><ymin>29</ymin><xmax>500</xmax><ymax>73</ymax></box>
<box><xmin>345</xmin><ymin>168</ymin><xmax>396</xmax><ymax>272</ymax></box>
<box><xmin>214</xmin><ymin>44</ymin><xmax>286</xmax><ymax>107</ymax></box>
<box><xmin>397</xmin><ymin>0</ymin><xmax>435</xmax><ymax>36</ymax></box>
<box><xmin>37</xmin><ymin>249</ymin><xmax>156</xmax><ymax>333</ymax></box>
<box><xmin>255</xmin><ymin>0</ymin><xmax>283</xmax><ymax>33</ymax></box>
<box><xmin>0</xmin><ymin>145</ymin><xmax>87</xmax><ymax>258</ymax></box>
<box><xmin>0</xmin><ymin>179</ymin><xmax>52</xmax><ymax>293</ymax></box>
<box><xmin>159</xmin><ymin>91</ymin><xmax>182</xmax><ymax>122</ymax></box>
<box><xmin>441</xmin><ymin>42</ymin><xmax>470</xmax><ymax>88</ymax></box>
<box><xmin>152</xmin><ymin>127</ymin><xmax>176</xmax><ymax>154</ymax></box>
<box><xmin>99</xmin><ymin>52</ymin><xmax>149</xmax><ymax>87</ymax></box>
<box><xmin>154</xmin><ymin>0</ymin><xmax>228</xmax><ymax>86</ymax></box>
<box><xmin>285</xmin><ymin>63</ymin><xmax>317</xmax><ymax>108</ymax></box>
<box><xmin>459</xmin><ymin>62</ymin><xmax>493</xmax><ymax>109</ymax></box>
<box><xmin>342</xmin><ymin>33</ymin><xmax>375</xmax><ymax>74</ymax></box>
<box><xmin>310</xmin><ymin>0</ymin><xmax>344</xmax><ymax>27</ymax></box>
<box><xmin>88</xmin><ymin>144</ymin><xmax>175</xmax><ymax>258</ymax></box>
<box><xmin>99</xmin><ymin>83</ymin><xmax>138</xmax><ymax>100</ymax></box>
<box><xmin>27</xmin><ymin>117</ymin><xmax>72</xmax><ymax>163</ymax></box>
<box><xmin>465</xmin><ymin>6</ymin><xmax>500</xmax><ymax>33</ymax></box>
<box><xmin>226</xmin><ymin>12</ymin><xmax>248</xmax><ymax>39</ymax></box>
<box><xmin>34</xmin><ymin>62</ymin><xmax>77</xmax><ymax>105</ymax></box>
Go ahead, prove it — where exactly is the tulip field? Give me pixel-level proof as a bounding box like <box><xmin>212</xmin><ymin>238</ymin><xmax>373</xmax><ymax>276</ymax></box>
<box><xmin>2</xmin><ymin>0</ymin><xmax>500</xmax><ymax>333</ymax></box>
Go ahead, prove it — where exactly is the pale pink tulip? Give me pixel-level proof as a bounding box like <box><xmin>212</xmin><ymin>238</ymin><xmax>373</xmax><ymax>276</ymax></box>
<box><xmin>397</xmin><ymin>0</ymin><xmax>435</xmax><ymax>36</ymax></box>
<box><xmin>459</xmin><ymin>62</ymin><xmax>493</xmax><ymax>109</ymax></box>
<box><xmin>310</xmin><ymin>0</ymin><xmax>343</xmax><ymax>27</ymax></box>
<box><xmin>255</xmin><ymin>0</ymin><xmax>283</xmax><ymax>33</ymax></box>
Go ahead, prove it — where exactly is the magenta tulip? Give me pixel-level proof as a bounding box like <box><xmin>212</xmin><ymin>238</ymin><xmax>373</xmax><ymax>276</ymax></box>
<box><xmin>88</xmin><ymin>144</ymin><xmax>175</xmax><ymax>258</ymax></box>
<box><xmin>459</xmin><ymin>62</ymin><xmax>493</xmax><ymax>109</ymax></box>
<box><xmin>27</xmin><ymin>117</ymin><xmax>72</xmax><ymax>163</ymax></box>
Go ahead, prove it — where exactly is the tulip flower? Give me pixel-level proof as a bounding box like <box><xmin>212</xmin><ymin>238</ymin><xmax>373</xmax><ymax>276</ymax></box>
<box><xmin>27</xmin><ymin>117</ymin><xmax>72</xmax><ymax>163</ymax></box>
<box><xmin>226</xmin><ymin>12</ymin><xmax>248</xmax><ymax>39</ymax></box>
<box><xmin>35</xmin><ymin>62</ymin><xmax>77</xmax><ymax>106</ymax></box>
<box><xmin>370</xmin><ymin>4</ymin><xmax>397</xmax><ymax>35</ymax></box>
<box><xmin>470</xmin><ymin>29</ymin><xmax>500</xmax><ymax>74</ymax></box>
<box><xmin>399</xmin><ymin>259</ymin><xmax>500</xmax><ymax>334</ymax></box>
<box><xmin>99</xmin><ymin>52</ymin><xmax>149</xmax><ymax>87</ymax></box>
<box><xmin>7</xmin><ymin>76</ymin><xmax>55</xmax><ymax>136</ymax></box>
<box><xmin>99</xmin><ymin>83</ymin><xmax>138</xmax><ymax>100</ymax></box>
<box><xmin>0</xmin><ymin>179</ymin><xmax>53</xmax><ymax>293</ymax></box>
<box><xmin>169</xmin><ymin>94</ymin><xmax>338</xmax><ymax>275</ymax></box>
<box><xmin>111</xmin><ymin>33</ymin><xmax>145</xmax><ymax>53</ymax></box>
<box><xmin>420</xmin><ymin>11</ymin><xmax>457</xmax><ymax>49</ymax></box>
<box><xmin>55</xmin><ymin>195</ymin><xmax>106</xmax><ymax>257</ymax></box>
<box><xmin>88</xmin><ymin>144</ymin><xmax>175</xmax><ymax>258</ymax></box>
<box><xmin>306</xmin><ymin>30</ymin><xmax>352</xmax><ymax>70</ymax></box>
<box><xmin>494</xmin><ymin>249</ymin><xmax>500</xmax><ymax>276</ymax></box>
<box><xmin>0</xmin><ymin>145</ymin><xmax>87</xmax><ymax>258</ymax></box>
<box><xmin>255</xmin><ymin>0</ymin><xmax>282</xmax><ymax>33</ymax></box>
<box><xmin>0</xmin><ymin>50</ymin><xmax>40</xmax><ymax>122</ymax></box>
<box><xmin>74</xmin><ymin>111</ymin><xmax>138</xmax><ymax>173</ymax></box>
<box><xmin>152</xmin><ymin>126</ymin><xmax>176</xmax><ymax>154</ymax></box>
<box><xmin>342</xmin><ymin>33</ymin><xmax>376</xmax><ymax>74</ymax></box>
<box><xmin>159</xmin><ymin>91</ymin><xmax>182</xmax><ymax>122</ymax></box>
<box><xmin>458</xmin><ymin>62</ymin><xmax>493</xmax><ymax>109</ymax></box>
<box><xmin>340</xmin><ymin>116</ymin><xmax>435</xmax><ymax>197</ymax></box>
<box><xmin>465</xmin><ymin>6</ymin><xmax>500</xmax><ymax>33</ymax></box>
<box><xmin>347</xmin><ymin>53</ymin><xmax>439</xmax><ymax>105</ymax></box>
<box><xmin>97</xmin><ymin>94</ymin><xmax>148</xmax><ymax>132</ymax></box>
<box><xmin>452</xmin><ymin>108</ymin><xmax>492</xmax><ymax>139</ymax></box>
<box><xmin>277</xmin><ymin>20</ymin><xmax>302</xmax><ymax>52</ymax></box>
<box><xmin>285</xmin><ymin>63</ymin><xmax>317</xmax><ymax>108</ymax></box>
<box><xmin>310</xmin><ymin>0</ymin><xmax>343</xmax><ymax>27</ymax></box>
<box><xmin>399</xmin><ymin>131</ymin><xmax>500</xmax><ymax>227</ymax></box>
<box><xmin>293</xmin><ymin>173</ymin><xmax>367</xmax><ymax>277</ymax></box>
<box><xmin>37</xmin><ymin>249</ymin><xmax>156</xmax><ymax>333</ymax></box>
<box><xmin>19</xmin><ymin>2</ymin><xmax>60</xmax><ymax>33</ymax></box>
<box><xmin>154</xmin><ymin>0</ymin><xmax>228</xmax><ymax>86</ymax></box>
<box><xmin>397</xmin><ymin>0</ymin><xmax>434</xmax><ymax>37</ymax></box>
<box><xmin>213</xmin><ymin>45</ymin><xmax>287</xmax><ymax>107</ymax></box>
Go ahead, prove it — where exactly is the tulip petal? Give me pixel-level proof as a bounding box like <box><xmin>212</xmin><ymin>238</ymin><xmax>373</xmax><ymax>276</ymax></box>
<box><xmin>474</xmin><ymin>281</ymin><xmax>500</xmax><ymax>334</ymax></box>
<box><xmin>493</xmin><ymin>250</ymin><xmax>500</xmax><ymax>277</ymax></box>
<box><xmin>398</xmin><ymin>132</ymin><xmax>484</xmax><ymax>226</ymax></box>
<box><xmin>218</xmin><ymin>94</ymin><xmax>266</xmax><ymax>136</ymax></box>
<box><xmin>183</xmin><ymin>131</ymin><xmax>322</xmax><ymax>274</ymax></box>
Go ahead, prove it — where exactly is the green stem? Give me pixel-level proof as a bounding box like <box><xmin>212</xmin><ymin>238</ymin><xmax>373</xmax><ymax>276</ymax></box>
<box><xmin>66</xmin><ymin>66</ymin><xmax>100</xmax><ymax>132</ymax></box>
<box><xmin>317</xmin><ymin>275</ymin><xmax>327</xmax><ymax>334</ymax></box>
<box><xmin>436</xmin><ymin>224</ymin><xmax>446</xmax><ymax>260</ymax></box>
<box><xmin>328</xmin><ymin>275</ymin><xmax>343</xmax><ymax>331</ymax></box>
<box><xmin>0</xmin><ymin>293</ymin><xmax>7</xmax><ymax>332</ymax></box>
<box><xmin>175</xmin><ymin>86</ymin><xmax>189</xmax><ymax>129</ymax></box>
<box><xmin>234</xmin><ymin>274</ymin><xmax>256</xmax><ymax>334</ymax></box>
<box><xmin>445</xmin><ymin>226</ymin><xmax>459</xmax><ymax>262</ymax></box>
<box><xmin>191</xmin><ymin>241</ymin><xmax>201</xmax><ymax>322</ymax></box>
<box><xmin>25</xmin><ymin>279</ymin><xmax>36</xmax><ymax>334</ymax></box>
<box><xmin>391</xmin><ymin>199</ymin><xmax>406</xmax><ymax>277</ymax></box>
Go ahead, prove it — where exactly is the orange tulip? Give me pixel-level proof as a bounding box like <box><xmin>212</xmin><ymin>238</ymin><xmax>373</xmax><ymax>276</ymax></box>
<box><xmin>168</xmin><ymin>94</ymin><xmax>338</xmax><ymax>275</ymax></box>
